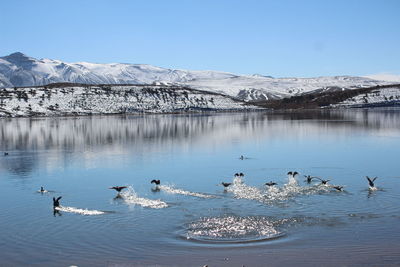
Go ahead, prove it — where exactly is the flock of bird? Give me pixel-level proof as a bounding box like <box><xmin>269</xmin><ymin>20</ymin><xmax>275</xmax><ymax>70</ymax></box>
<box><xmin>3</xmin><ymin>151</ymin><xmax>379</xmax><ymax>210</ymax></box>
<box><xmin>221</xmin><ymin>171</ymin><xmax>379</xmax><ymax>193</ymax></box>
<box><xmin>46</xmin><ymin>172</ymin><xmax>379</xmax><ymax>210</ymax></box>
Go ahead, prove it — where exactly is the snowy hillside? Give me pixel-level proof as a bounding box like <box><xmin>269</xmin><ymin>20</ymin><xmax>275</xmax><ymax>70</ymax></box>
<box><xmin>332</xmin><ymin>87</ymin><xmax>400</xmax><ymax>108</ymax></box>
<box><xmin>364</xmin><ymin>74</ymin><xmax>400</xmax><ymax>83</ymax></box>
<box><xmin>0</xmin><ymin>84</ymin><xmax>259</xmax><ymax>117</ymax></box>
<box><xmin>0</xmin><ymin>52</ymin><xmax>389</xmax><ymax>101</ymax></box>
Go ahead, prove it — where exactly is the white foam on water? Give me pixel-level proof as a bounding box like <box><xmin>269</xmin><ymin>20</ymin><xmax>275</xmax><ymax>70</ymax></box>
<box><xmin>55</xmin><ymin>206</ymin><xmax>105</xmax><ymax>215</ymax></box>
<box><xmin>229</xmin><ymin>179</ymin><xmax>263</xmax><ymax>201</ymax></box>
<box><xmin>120</xmin><ymin>187</ymin><xmax>168</xmax><ymax>209</ymax></box>
<box><xmin>287</xmin><ymin>173</ymin><xmax>299</xmax><ymax>186</ymax></box>
<box><xmin>228</xmin><ymin>174</ymin><xmax>336</xmax><ymax>204</ymax></box>
<box><xmin>159</xmin><ymin>185</ymin><xmax>214</xmax><ymax>199</ymax></box>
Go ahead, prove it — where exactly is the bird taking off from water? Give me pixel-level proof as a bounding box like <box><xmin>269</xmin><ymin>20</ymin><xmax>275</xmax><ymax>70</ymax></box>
<box><xmin>109</xmin><ymin>186</ymin><xmax>127</xmax><ymax>192</ymax></box>
<box><xmin>304</xmin><ymin>175</ymin><xmax>319</xmax><ymax>184</ymax></box>
<box><xmin>53</xmin><ymin>196</ymin><xmax>62</xmax><ymax>208</ymax></box>
<box><xmin>315</xmin><ymin>177</ymin><xmax>330</xmax><ymax>185</ymax></box>
<box><xmin>265</xmin><ymin>181</ymin><xmax>277</xmax><ymax>187</ymax></box>
<box><xmin>151</xmin><ymin>180</ymin><xmax>161</xmax><ymax>185</ymax></box>
<box><xmin>366</xmin><ymin>176</ymin><xmax>378</xmax><ymax>189</ymax></box>
<box><xmin>221</xmin><ymin>182</ymin><xmax>232</xmax><ymax>188</ymax></box>
<box><xmin>332</xmin><ymin>185</ymin><xmax>344</xmax><ymax>191</ymax></box>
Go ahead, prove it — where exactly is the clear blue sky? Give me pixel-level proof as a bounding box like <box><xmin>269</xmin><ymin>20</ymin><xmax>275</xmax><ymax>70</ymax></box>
<box><xmin>1</xmin><ymin>0</ymin><xmax>399</xmax><ymax>77</ymax></box>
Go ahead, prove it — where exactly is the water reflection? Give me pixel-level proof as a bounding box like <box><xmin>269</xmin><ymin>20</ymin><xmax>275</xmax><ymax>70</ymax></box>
<box><xmin>1</xmin><ymin>108</ymin><xmax>400</xmax><ymax>177</ymax></box>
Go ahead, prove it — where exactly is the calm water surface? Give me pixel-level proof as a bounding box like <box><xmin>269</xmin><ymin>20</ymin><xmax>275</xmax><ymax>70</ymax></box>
<box><xmin>0</xmin><ymin>109</ymin><xmax>400</xmax><ymax>266</ymax></box>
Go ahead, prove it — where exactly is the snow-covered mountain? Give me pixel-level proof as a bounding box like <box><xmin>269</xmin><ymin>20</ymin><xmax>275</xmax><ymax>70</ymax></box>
<box><xmin>0</xmin><ymin>52</ymin><xmax>390</xmax><ymax>101</ymax></box>
<box><xmin>364</xmin><ymin>73</ymin><xmax>400</xmax><ymax>83</ymax></box>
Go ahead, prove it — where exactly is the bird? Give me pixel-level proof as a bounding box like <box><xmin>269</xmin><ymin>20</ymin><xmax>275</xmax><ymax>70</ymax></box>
<box><xmin>332</xmin><ymin>185</ymin><xmax>344</xmax><ymax>191</ymax></box>
<box><xmin>315</xmin><ymin>177</ymin><xmax>330</xmax><ymax>185</ymax></box>
<box><xmin>109</xmin><ymin>186</ymin><xmax>127</xmax><ymax>192</ymax></box>
<box><xmin>366</xmin><ymin>176</ymin><xmax>378</xmax><ymax>189</ymax></box>
<box><xmin>287</xmin><ymin>171</ymin><xmax>299</xmax><ymax>178</ymax></box>
<box><xmin>304</xmin><ymin>175</ymin><xmax>319</xmax><ymax>183</ymax></box>
<box><xmin>151</xmin><ymin>179</ymin><xmax>161</xmax><ymax>185</ymax></box>
<box><xmin>221</xmin><ymin>182</ymin><xmax>232</xmax><ymax>188</ymax></box>
<box><xmin>239</xmin><ymin>155</ymin><xmax>244</xmax><ymax>160</ymax></box>
<box><xmin>265</xmin><ymin>181</ymin><xmax>277</xmax><ymax>186</ymax></box>
<box><xmin>53</xmin><ymin>196</ymin><xmax>62</xmax><ymax>208</ymax></box>
<box><xmin>39</xmin><ymin>186</ymin><xmax>46</xmax><ymax>193</ymax></box>
<box><xmin>4</xmin><ymin>152</ymin><xmax>8</xmax><ymax>156</ymax></box>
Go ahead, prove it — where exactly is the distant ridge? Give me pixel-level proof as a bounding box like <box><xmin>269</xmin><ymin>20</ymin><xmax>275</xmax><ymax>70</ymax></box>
<box><xmin>0</xmin><ymin>52</ymin><xmax>390</xmax><ymax>101</ymax></box>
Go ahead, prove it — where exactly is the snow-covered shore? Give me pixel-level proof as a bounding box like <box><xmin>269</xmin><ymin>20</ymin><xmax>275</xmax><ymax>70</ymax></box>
<box><xmin>0</xmin><ymin>84</ymin><xmax>260</xmax><ymax>117</ymax></box>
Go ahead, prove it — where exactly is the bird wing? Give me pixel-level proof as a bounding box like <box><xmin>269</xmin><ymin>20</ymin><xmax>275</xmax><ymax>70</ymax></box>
<box><xmin>57</xmin><ymin>196</ymin><xmax>62</xmax><ymax>201</ymax></box>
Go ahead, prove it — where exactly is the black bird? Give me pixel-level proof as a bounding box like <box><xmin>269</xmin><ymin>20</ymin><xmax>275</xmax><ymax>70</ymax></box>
<box><xmin>332</xmin><ymin>185</ymin><xmax>344</xmax><ymax>191</ymax></box>
<box><xmin>315</xmin><ymin>177</ymin><xmax>330</xmax><ymax>185</ymax></box>
<box><xmin>265</xmin><ymin>181</ymin><xmax>277</xmax><ymax>186</ymax></box>
<box><xmin>40</xmin><ymin>186</ymin><xmax>46</xmax><ymax>193</ymax></box>
<box><xmin>4</xmin><ymin>152</ymin><xmax>8</xmax><ymax>156</ymax></box>
<box><xmin>53</xmin><ymin>196</ymin><xmax>62</xmax><ymax>208</ymax></box>
<box><xmin>221</xmin><ymin>182</ymin><xmax>232</xmax><ymax>188</ymax></box>
<box><xmin>366</xmin><ymin>176</ymin><xmax>378</xmax><ymax>189</ymax></box>
<box><xmin>240</xmin><ymin>155</ymin><xmax>244</xmax><ymax>160</ymax></box>
<box><xmin>151</xmin><ymin>180</ymin><xmax>161</xmax><ymax>185</ymax></box>
<box><xmin>109</xmin><ymin>186</ymin><xmax>127</xmax><ymax>192</ymax></box>
<box><xmin>304</xmin><ymin>175</ymin><xmax>319</xmax><ymax>183</ymax></box>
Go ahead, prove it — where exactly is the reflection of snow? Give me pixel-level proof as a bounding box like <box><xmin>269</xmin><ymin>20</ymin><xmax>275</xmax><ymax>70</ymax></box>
<box><xmin>1</xmin><ymin>110</ymin><xmax>400</xmax><ymax>173</ymax></box>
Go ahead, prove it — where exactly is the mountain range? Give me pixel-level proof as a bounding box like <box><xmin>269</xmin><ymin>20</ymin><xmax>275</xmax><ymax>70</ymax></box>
<box><xmin>0</xmin><ymin>52</ymin><xmax>393</xmax><ymax>101</ymax></box>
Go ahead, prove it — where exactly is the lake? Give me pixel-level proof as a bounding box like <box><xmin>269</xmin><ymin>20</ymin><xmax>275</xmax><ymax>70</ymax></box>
<box><xmin>0</xmin><ymin>109</ymin><xmax>400</xmax><ymax>266</ymax></box>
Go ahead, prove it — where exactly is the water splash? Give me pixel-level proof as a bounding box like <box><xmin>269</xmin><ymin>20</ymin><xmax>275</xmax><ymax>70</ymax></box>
<box><xmin>120</xmin><ymin>187</ymin><xmax>168</xmax><ymax>209</ymax></box>
<box><xmin>228</xmin><ymin>175</ymin><xmax>338</xmax><ymax>204</ymax></box>
<box><xmin>55</xmin><ymin>206</ymin><xmax>105</xmax><ymax>215</ymax></box>
<box><xmin>159</xmin><ymin>185</ymin><xmax>214</xmax><ymax>198</ymax></box>
<box><xmin>229</xmin><ymin>177</ymin><xmax>263</xmax><ymax>201</ymax></box>
<box><xmin>186</xmin><ymin>216</ymin><xmax>283</xmax><ymax>243</ymax></box>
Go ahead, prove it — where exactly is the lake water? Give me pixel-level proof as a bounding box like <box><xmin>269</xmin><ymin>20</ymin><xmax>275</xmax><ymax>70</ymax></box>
<box><xmin>0</xmin><ymin>109</ymin><xmax>400</xmax><ymax>266</ymax></box>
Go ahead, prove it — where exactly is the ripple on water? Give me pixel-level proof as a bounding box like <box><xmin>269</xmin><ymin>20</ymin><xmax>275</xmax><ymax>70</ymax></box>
<box><xmin>184</xmin><ymin>216</ymin><xmax>285</xmax><ymax>244</ymax></box>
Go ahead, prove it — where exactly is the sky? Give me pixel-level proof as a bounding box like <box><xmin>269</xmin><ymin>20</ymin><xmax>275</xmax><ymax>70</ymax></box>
<box><xmin>0</xmin><ymin>0</ymin><xmax>399</xmax><ymax>78</ymax></box>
